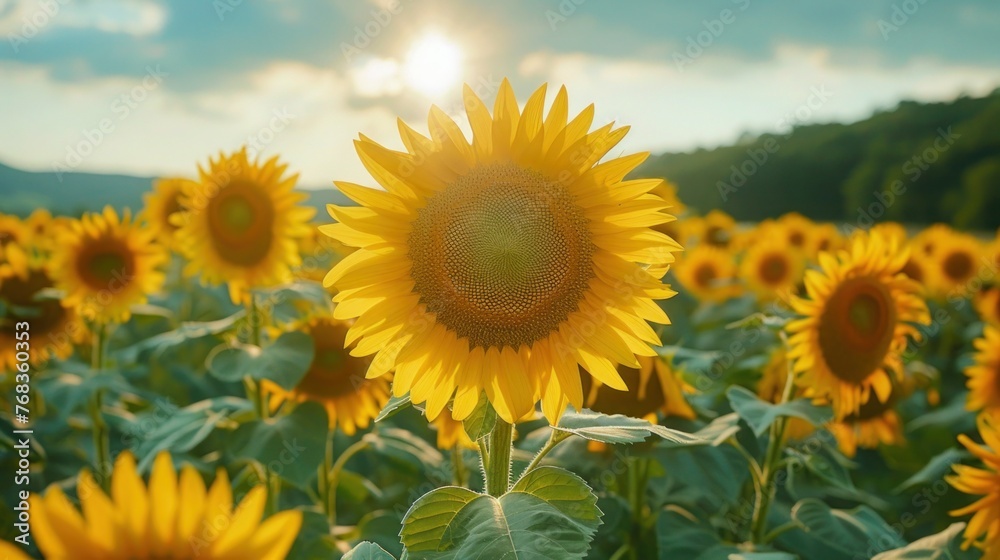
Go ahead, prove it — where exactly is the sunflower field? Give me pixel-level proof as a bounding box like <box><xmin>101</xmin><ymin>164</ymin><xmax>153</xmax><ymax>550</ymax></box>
<box><xmin>3</xmin><ymin>81</ymin><xmax>1000</xmax><ymax>560</ymax></box>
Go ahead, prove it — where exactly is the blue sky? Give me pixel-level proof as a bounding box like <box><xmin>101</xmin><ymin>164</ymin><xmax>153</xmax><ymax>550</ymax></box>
<box><xmin>2</xmin><ymin>0</ymin><xmax>999</xmax><ymax>186</ymax></box>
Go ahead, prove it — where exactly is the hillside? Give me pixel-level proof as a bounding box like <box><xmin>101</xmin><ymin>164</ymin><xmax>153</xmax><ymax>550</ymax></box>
<box><xmin>639</xmin><ymin>90</ymin><xmax>1000</xmax><ymax>229</ymax></box>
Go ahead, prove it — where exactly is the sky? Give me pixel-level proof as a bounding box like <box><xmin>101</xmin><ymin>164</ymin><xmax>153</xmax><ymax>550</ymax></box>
<box><xmin>1</xmin><ymin>0</ymin><xmax>999</xmax><ymax>187</ymax></box>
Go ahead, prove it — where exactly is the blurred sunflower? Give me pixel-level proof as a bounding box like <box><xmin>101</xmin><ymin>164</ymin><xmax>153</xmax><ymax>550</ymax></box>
<box><xmin>675</xmin><ymin>245</ymin><xmax>739</xmax><ymax>303</ymax></box>
<box><xmin>870</xmin><ymin>222</ymin><xmax>908</xmax><ymax>246</ymax></box>
<box><xmin>144</xmin><ymin>177</ymin><xmax>194</xmax><ymax>249</ymax></box>
<box><xmin>0</xmin><ymin>212</ymin><xmax>28</xmax><ymax>249</ymax></box>
<box><xmin>931</xmin><ymin>232</ymin><xmax>982</xmax><ymax>296</ymax></box>
<box><xmin>740</xmin><ymin>239</ymin><xmax>805</xmax><ymax>302</ymax></box>
<box><xmin>322</xmin><ymin>80</ymin><xmax>681</xmax><ymax>424</ymax></box>
<box><xmin>29</xmin><ymin>451</ymin><xmax>302</xmax><ymax>559</ymax></box>
<box><xmin>965</xmin><ymin>325</ymin><xmax>1000</xmax><ymax>415</ymax></box>
<box><xmin>696</xmin><ymin>210</ymin><xmax>736</xmax><ymax>248</ymax></box>
<box><xmin>262</xmin><ymin>316</ymin><xmax>390</xmax><ymax>436</ymax></box>
<box><xmin>778</xmin><ymin>212</ymin><xmax>814</xmax><ymax>252</ymax></box>
<box><xmin>50</xmin><ymin>207</ymin><xmax>166</xmax><ymax>324</ymax></box>
<box><xmin>948</xmin><ymin>412</ymin><xmax>1000</xmax><ymax>556</ymax></box>
<box><xmin>809</xmin><ymin>223</ymin><xmax>844</xmax><ymax>258</ymax></box>
<box><xmin>786</xmin><ymin>231</ymin><xmax>930</xmax><ymax>418</ymax></box>
<box><xmin>899</xmin><ymin>247</ymin><xmax>937</xmax><ymax>291</ymax></box>
<box><xmin>174</xmin><ymin>148</ymin><xmax>315</xmax><ymax>304</ymax></box>
<box><xmin>23</xmin><ymin>208</ymin><xmax>55</xmax><ymax>255</ymax></box>
<box><xmin>828</xmin><ymin>388</ymin><xmax>904</xmax><ymax>457</ymax></box>
<box><xmin>975</xmin><ymin>288</ymin><xmax>1000</xmax><ymax>326</ymax></box>
<box><xmin>0</xmin><ymin>263</ymin><xmax>85</xmax><ymax>369</ymax></box>
<box><xmin>581</xmin><ymin>354</ymin><xmax>695</xmax><ymax>421</ymax></box>
<box><xmin>911</xmin><ymin>223</ymin><xmax>954</xmax><ymax>257</ymax></box>
<box><xmin>756</xmin><ymin>349</ymin><xmax>814</xmax><ymax>441</ymax></box>
<box><xmin>433</xmin><ymin>411</ymin><xmax>477</xmax><ymax>450</ymax></box>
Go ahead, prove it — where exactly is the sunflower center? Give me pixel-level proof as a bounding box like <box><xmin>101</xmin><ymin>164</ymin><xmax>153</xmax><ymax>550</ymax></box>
<box><xmin>694</xmin><ymin>263</ymin><xmax>717</xmax><ymax>288</ymax></box>
<box><xmin>408</xmin><ymin>162</ymin><xmax>594</xmax><ymax>349</ymax></box>
<box><xmin>75</xmin><ymin>240</ymin><xmax>134</xmax><ymax>290</ymax></box>
<box><xmin>206</xmin><ymin>181</ymin><xmax>275</xmax><ymax>266</ymax></box>
<box><xmin>759</xmin><ymin>254</ymin><xmax>789</xmax><ymax>285</ymax></box>
<box><xmin>943</xmin><ymin>251</ymin><xmax>974</xmax><ymax>282</ymax></box>
<box><xmin>0</xmin><ymin>270</ymin><xmax>67</xmax><ymax>334</ymax></box>
<box><xmin>818</xmin><ymin>276</ymin><xmax>897</xmax><ymax>384</ymax></box>
<box><xmin>704</xmin><ymin>226</ymin><xmax>727</xmax><ymax>247</ymax></box>
<box><xmin>295</xmin><ymin>321</ymin><xmax>369</xmax><ymax>400</ymax></box>
<box><xmin>789</xmin><ymin>230</ymin><xmax>806</xmax><ymax>247</ymax></box>
<box><xmin>0</xmin><ymin>230</ymin><xmax>12</xmax><ymax>246</ymax></box>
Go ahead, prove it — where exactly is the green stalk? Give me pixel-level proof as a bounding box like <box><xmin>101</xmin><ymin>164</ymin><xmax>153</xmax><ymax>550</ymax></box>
<box><xmin>519</xmin><ymin>429</ymin><xmax>569</xmax><ymax>479</ymax></box>
<box><xmin>486</xmin><ymin>419</ymin><xmax>513</xmax><ymax>497</ymax></box>
<box><xmin>452</xmin><ymin>446</ymin><xmax>468</xmax><ymax>487</ymax></box>
<box><xmin>90</xmin><ymin>322</ymin><xmax>111</xmax><ymax>490</ymax></box>
<box><xmin>327</xmin><ymin>439</ymin><xmax>370</xmax><ymax>531</ymax></box>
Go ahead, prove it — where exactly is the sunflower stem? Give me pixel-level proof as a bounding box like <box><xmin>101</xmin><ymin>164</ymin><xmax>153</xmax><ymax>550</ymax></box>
<box><xmin>520</xmin><ymin>429</ymin><xmax>569</xmax><ymax>479</ymax></box>
<box><xmin>486</xmin><ymin>418</ymin><xmax>513</xmax><ymax>497</ymax></box>
<box><xmin>327</xmin><ymin>439</ymin><xmax>370</xmax><ymax>531</ymax></box>
<box><xmin>749</xmin><ymin>334</ymin><xmax>797</xmax><ymax>544</ymax></box>
<box><xmin>451</xmin><ymin>446</ymin><xmax>468</xmax><ymax>487</ymax></box>
<box><xmin>89</xmin><ymin>322</ymin><xmax>111</xmax><ymax>491</ymax></box>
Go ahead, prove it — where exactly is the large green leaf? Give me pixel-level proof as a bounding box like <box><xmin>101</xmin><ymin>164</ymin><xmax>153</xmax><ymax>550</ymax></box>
<box><xmin>117</xmin><ymin>311</ymin><xmax>244</xmax><ymax>362</ymax></box>
<box><xmin>229</xmin><ymin>401</ymin><xmax>328</xmax><ymax>487</ymax></box>
<box><xmin>400</xmin><ymin>466</ymin><xmax>602</xmax><ymax>559</ymax></box>
<box><xmin>461</xmin><ymin>392</ymin><xmax>496</xmax><ymax>441</ymax></box>
<box><xmin>132</xmin><ymin>396</ymin><xmax>253</xmax><ymax>471</ymax></box>
<box><xmin>365</xmin><ymin>427</ymin><xmax>445</xmax><ymax>470</ymax></box>
<box><xmin>207</xmin><ymin>331</ymin><xmax>314</xmax><ymax>389</ymax></box>
<box><xmin>554</xmin><ymin>409</ymin><xmax>703</xmax><ymax>445</ymax></box>
<box><xmin>791</xmin><ymin>498</ymin><xmax>905</xmax><ymax>559</ymax></box>
<box><xmin>727</xmin><ymin>386</ymin><xmax>833</xmax><ymax>437</ymax></box>
<box><xmin>344</xmin><ymin>541</ymin><xmax>397</xmax><ymax>560</ymax></box>
<box><xmin>871</xmin><ymin>523</ymin><xmax>976</xmax><ymax>559</ymax></box>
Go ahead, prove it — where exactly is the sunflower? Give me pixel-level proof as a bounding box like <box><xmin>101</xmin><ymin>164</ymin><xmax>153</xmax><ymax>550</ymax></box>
<box><xmin>948</xmin><ymin>412</ymin><xmax>1000</xmax><ymax>556</ymax></box>
<box><xmin>144</xmin><ymin>177</ymin><xmax>195</xmax><ymax>249</ymax></box>
<box><xmin>29</xmin><ymin>451</ymin><xmax>302</xmax><ymax>559</ymax></box>
<box><xmin>174</xmin><ymin>148</ymin><xmax>316</xmax><ymax>304</ymax></box>
<box><xmin>912</xmin><ymin>223</ymin><xmax>954</xmax><ymax>257</ymax></box>
<box><xmin>433</xmin><ymin>411</ymin><xmax>477</xmax><ymax>450</ymax></box>
<box><xmin>786</xmin><ymin>231</ymin><xmax>930</xmax><ymax>418</ymax></box>
<box><xmin>262</xmin><ymin>316</ymin><xmax>391</xmax><ymax>435</ymax></box>
<box><xmin>322</xmin><ymin>80</ymin><xmax>681</xmax><ymax>424</ymax></box>
<box><xmin>0</xmin><ymin>212</ymin><xmax>28</xmax><ymax>249</ymax></box>
<box><xmin>931</xmin><ymin>232</ymin><xmax>983</xmax><ymax>297</ymax></box>
<box><xmin>809</xmin><ymin>223</ymin><xmax>844</xmax><ymax>258</ymax></box>
<box><xmin>50</xmin><ymin>207</ymin><xmax>166</xmax><ymax>325</ymax></box>
<box><xmin>870</xmin><ymin>222</ymin><xmax>908</xmax><ymax>245</ymax></box>
<box><xmin>756</xmin><ymin>349</ymin><xmax>814</xmax><ymax>441</ymax></box>
<box><xmin>778</xmin><ymin>212</ymin><xmax>814</xmax><ymax>252</ymax></box>
<box><xmin>976</xmin><ymin>288</ymin><xmax>1000</xmax><ymax>326</ymax></box>
<box><xmin>0</xmin><ymin>263</ymin><xmax>85</xmax><ymax>370</ymax></box>
<box><xmin>740</xmin><ymin>238</ymin><xmax>805</xmax><ymax>302</ymax></box>
<box><xmin>675</xmin><ymin>245</ymin><xmax>739</xmax><ymax>303</ymax></box>
<box><xmin>827</xmin><ymin>389</ymin><xmax>904</xmax><ymax>457</ymax></box>
<box><xmin>965</xmin><ymin>325</ymin><xmax>1000</xmax><ymax>415</ymax></box>
<box><xmin>695</xmin><ymin>210</ymin><xmax>736</xmax><ymax>248</ymax></box>
<box><xmin>899</xmin><ymin>247</ymin><xmax>937</xmax><ymax>291</ymax></box>
<box><xmin>651</xmin><ymin>181</ymin><xmax>686</xmax><ymax>246</ymax></box>
<box><xmin>581</xmin><ymin>354</ymin><xmax>695</xmax><ymax>421</ymax></box>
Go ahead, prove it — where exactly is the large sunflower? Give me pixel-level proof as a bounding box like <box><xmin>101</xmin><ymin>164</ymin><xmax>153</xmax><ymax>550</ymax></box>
<box><xmin>786</xmin><ymin>231</ymin><xmax>929</xmax><ymax>418</ymax></box>
<box><xmin>174</xmin><ymin>148</ymin><xmax>315</xmax><ymax>304</ymax></box>
<box><xmin>50</xmin><ymin>207</ymin><xmax>166</xmax><ymax>325</ymax></box>
<box><xmin>949</xmin><ymin>412</ymin><xmax>1000</xmax><ymax>556</ymax></box>
<box><xmin>263</xmin><ymin>316</ymin><xmax>391</xmax><ymax>435</ymax></box>
<box><xmin>144</xmin><ymin>177</ymin><xmax>195</xmax><ymax>250</ymax></box>
<box><xmin>0</xmin><ymin>263</ymin><xmax>85</xmax><ymax>370</ymax></box>
<box><xmin>674</xmin><ymin>245</ymin><xmax>739</xmax><ymax>303</ymax></box>
<box><xmin>965</xmin><ymin>325</ymin><xmax>1000</xmax><ymax>415</ymax></box>
<box><xmin>740</xmin><ymin>238</ymin><xmax>805</xmax><ymax>302</ymax></box>
<box><xmin>322</xmin><ymin>80</ymin><xmax>681</xmax><ymax>424</ymax></box>
<box><xmin>29</xmin><ymin>451</ymin><xmax>302</xmax><ymax>559</ymax></box>
<box><xmin>931</xmin><ymin>232</ymin><xmax>983</xmax><ymax>297</ymax></box>
<box><xmin>581</xmin><ymin>354</ymin><xmax>695</xmax><ymax>422</ymax></box>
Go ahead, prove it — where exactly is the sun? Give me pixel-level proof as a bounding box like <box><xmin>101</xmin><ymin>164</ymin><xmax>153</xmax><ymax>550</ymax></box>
<box><xmin>403</xmin><ymin>33</ymin><xmax>462</xmax><ymax>96</ymax></box>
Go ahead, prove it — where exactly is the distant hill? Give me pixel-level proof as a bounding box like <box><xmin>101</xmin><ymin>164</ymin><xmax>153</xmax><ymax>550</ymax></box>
<box><xmin>0</xmin><ymin>162</ymin><xmax>351</xmax><ymax>218</ymax></box>
<box><xmin>639</xmin><ymin>90</ymin><xmax>1000</xmax><ymax>230</ymax></box>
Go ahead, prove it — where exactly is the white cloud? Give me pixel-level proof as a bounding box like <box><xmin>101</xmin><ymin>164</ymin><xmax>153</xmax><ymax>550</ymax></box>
<box><xmin>0</xmin><ymin>0</ymin><xmax>165</xmax><ymax>37</ymax></box>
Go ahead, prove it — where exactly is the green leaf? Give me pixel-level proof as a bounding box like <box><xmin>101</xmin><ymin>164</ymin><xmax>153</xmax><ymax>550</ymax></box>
<box><xmin>365</xmin><ymin>427</ymin><xmax>444</xmax><ymax>470</ymax></box>
<box><xmin>132</xmin><ymin>397</ymin><xmax>253</xmax><ymax>471</ymax></box>
<box><xmin>554</xmin><ymin>409</ymin><xmax>704</xmax><ymax>445</ymax></box>
<box><xmin>871</xmin><ymin>523</ymin><xmax>976</xmax><ymax>559</ymax></box>
<box><xmin>659</xmin><ymin>413</ymin><xmax>742</xmax><ymax>449</ymax></box>
<box><xmin>727</xmin><ymin>386</ymin><xmax>833</xmax><ymax>437</ymax></box>
<box><xmin>207</xmin><ymin>331</ymin><xmax>314</xmax><ymax>389</ymax></box>
<box><xmin>894</xmin><ymin>448</ymin><xmax>970</xmax><ymax>493</ymax></box>
<box><xmin>461</xmin><ymin>392</ymin><xmax>496</xmax><ymax>441</ymax></box>
<box><xmin>344</xmin><ymin>541</ymin><xmax>397</xmax><ymax>560</ymax></box>
<box><xmin>229</xmin><ymin>401</ymin><xmax>328</xmax><ymax>487</ymax></box>
<box><xmin>656</xmin><ymin>508</ymin><xmax>726</xmax><ymax>560</ymax></box>
<box><xmin>791</xmin><ymin>498</ymin><xmax>905</xmax><ymax>558</ymax></box>
<box><xmin>400</xmin><ymin>467</ymin><xmax>602</xmax><ymax>559</ymax></box>
<box><xmin>117</xmin><ymin>310</ymin><xmax>244</xmax><ymax>362</ymax></box>
<box><xmin>376</xmin><ymin>394</ymin><xmax>412</xmax><ymax>423</ymax></box>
